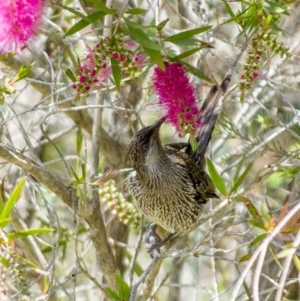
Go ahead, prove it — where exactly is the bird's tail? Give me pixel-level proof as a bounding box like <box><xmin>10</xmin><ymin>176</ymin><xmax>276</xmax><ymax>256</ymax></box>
<box><xmin>188</xmin><ymin>74</ymin><xmax>231</xmax><ymax>167</ymax></box>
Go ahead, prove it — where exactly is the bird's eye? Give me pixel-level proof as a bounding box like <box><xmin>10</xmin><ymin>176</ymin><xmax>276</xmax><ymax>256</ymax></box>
<box><xmin>142</xmin><ymin>143</ymin><xmax>149</xmax><ymax>151</ymax></box>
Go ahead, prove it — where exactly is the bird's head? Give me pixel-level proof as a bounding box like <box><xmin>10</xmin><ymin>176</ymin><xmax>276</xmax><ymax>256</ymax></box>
<box><xmin>128</xmin><ymin>116</ymin><xmax>167</xmax><ymax>173</ymax></box>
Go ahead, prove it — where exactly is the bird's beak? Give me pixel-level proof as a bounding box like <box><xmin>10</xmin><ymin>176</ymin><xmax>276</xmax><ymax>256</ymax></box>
<box><xmin>148</xmin><ymin>116</ymin><xmax>166</xmax><ymax>133</ymax></box>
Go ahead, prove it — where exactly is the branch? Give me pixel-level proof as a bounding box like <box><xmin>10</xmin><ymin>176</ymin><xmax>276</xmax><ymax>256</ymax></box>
<box><xmin>0</xmin><ymin>56</ymin><xmax>127</xmax><ymax>169</ymax></box>
<box><xmin>0</xmin><ymin>144</ymin><xmax>119</xmax><ymax>291</ymax></box>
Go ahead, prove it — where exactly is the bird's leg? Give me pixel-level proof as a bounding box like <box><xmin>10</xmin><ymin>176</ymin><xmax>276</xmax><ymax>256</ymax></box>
<box><xmin>146</xmin><ymin>224</ymin><xmax>176</xmax><ymax>254</ymax></box>
<box><xmin>145</xmin><ymin>223</ymin><xmax>161</xmax><ymax>245</ymax></box>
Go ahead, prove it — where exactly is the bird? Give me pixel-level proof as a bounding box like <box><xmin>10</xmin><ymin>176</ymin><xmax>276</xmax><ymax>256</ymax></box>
<box><xmin>126</xmin><ymin>75</ymin><xmax>231</xmax><ymax>239</ymax></box>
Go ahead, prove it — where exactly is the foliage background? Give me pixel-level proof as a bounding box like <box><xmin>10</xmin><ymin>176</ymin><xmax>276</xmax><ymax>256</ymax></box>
<box><xmin>0</xmin><ymin>0</ymin><xmax>300</xmax><ymax>300</ymax></box>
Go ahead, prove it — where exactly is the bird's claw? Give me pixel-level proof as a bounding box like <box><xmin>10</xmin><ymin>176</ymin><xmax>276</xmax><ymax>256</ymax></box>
<box><xmin>145</xmin><ymin>224</ymin><xmax>174</xmax><ymax>256</ymax></box>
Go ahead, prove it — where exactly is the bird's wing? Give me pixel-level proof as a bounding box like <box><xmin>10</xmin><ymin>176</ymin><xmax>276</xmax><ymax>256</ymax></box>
<box><xmin>186</xmin><ymin>74</ymin><xmax>231</xmax><ymax>168</ymax></box>
<box><xmin>165</xmin><ymin>146</ymin><xmax>219</xmax><ymax>200</ymax></box>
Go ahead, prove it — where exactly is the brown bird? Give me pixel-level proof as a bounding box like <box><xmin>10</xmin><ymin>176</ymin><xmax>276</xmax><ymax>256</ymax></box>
<box><xmin>127</xmin><ymin>75</ymin><xmax>231</xmax><ymax>236</ymax></box>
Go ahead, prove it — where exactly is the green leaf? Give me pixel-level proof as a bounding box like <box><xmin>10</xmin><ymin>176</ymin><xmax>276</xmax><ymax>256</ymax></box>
<box><xmin>71</xmin><ymin>166</ymin><xmax>81</xmax><ymax>183</ymax></box>
<box><xmin>59</xmin><ymin>4</ymin><xmax>93</xmax><ymax>20</ymax></box>
<box><xmin>86</xmin><ymin>0</ymin><xmax>116</xmax><ymax>14</ymax></box>
<box><xmin>65</xmin><ymin>11</ymin><xmax>105</xmax><ymax>36</ymax></box>
<box><xmin>239</xmin><ymin>253</ymin><xmax>252</xmax><ymax>263</ymax></box>
<box><xmin>167</xmin><ymin>38</ymin><xmax>200</xmax><ymax>47</ymax></box>
<box><xmin>206</xmin><ymin>158</ymin><xmax>227</xmax><ymax>196</ymax></box>
<box><xmin>116</xmin><ymin>274</ymin><xmax>130</xmax><ymax>299</ymax></box>
<box><xmin>263</xmin><ymin>14</ymin><xmax>273</xmax><ymax>29</ymax></box>
<box><xmin>222</xmin><ymin>0</ymin><xmax>235</xmax><ymax>18</ymax></box>
<box><xmin>0</xmin><ymin>193</ymin><xmax>4</xmax><ymax>216</ymax></box>
<box><xmin>125</xmin><ymin>8</ymin><xmax>147</xmax><ymax>15</ymax></box>
<box><xmin>232</xmin><ymin>157</ymin><xmax>245</xmax><ymax>184</ymax></box>
<box><xmin>65</xmin><ymin>69</ymin><xmax>77</xmax><ymax>82</ymax></box>
<box><xmin>7</xmin><ymin>228</ymin><xmax>54</xmax><ymax>239</ymax></box>
<box><xmin>129</xmin><ymin>31</ymin><xmax>166</xmax><ymax>51</ymax></box>
<box><xmin>0</xmin><ymin>256</ymin><xmax>9</xmax><ymax>267</ymax></box>
<box><xmin>81</xmin><ymin>163</ymin><xmax>86</xmax><ymax>181</ymax></box>
<box><xmin>260</xmin><ymin>203</ymin><xmax>271</xmax><ymax>221</ymax></box>
<box><xmin>157</xmin><ymin>18</ymin><xmax>169</xmax><ymax>32</ymax></box>
<box><xmin>143</xmin><ymin>47</ymin><xmax>164</xmax><ymax>70</ymax></box>
<box><xmin>248</xmin><ymin>219</ymin><xmax>266</xmax><ymax>230</ymax></box>
<box><xmin>248</xmin><ymin>233</ymin><xmax>268</xmax><ymax>248</ymax></box>
<box><xmin>293</xmin><ymin>255</ymin><xmax>300</xmax><ymax>272</ymax></box>
<box><xmin>165</xmin><ymin>26</ymin><xmax>212</xmax><ymax>42</ymax></box>
<box><xmin>242</xmin><ymin>196</ymin><xmax>265</xmax><ymax>229</ymax></box>
<box><xmin>124</xmin><ymin>18</ymin><xmax>167</xmax><ymax>51</ymax></box>
<box><xmin>171</xmin><ymin>47</ymin><xmax>202</xmax><ymax>61</ymax></box>
<box><xmin>276</xmin><ymin>248</ymin><xmax>295</xmax><ymax>259</ymax></box>
<box><xmin>0</xmin><ymin>178</ymin><xmax>26</xmax><ymax>219</ymax></box>
<box><xmin>106</xmin><ymin>288</ymin><xmax>121</xmax><ymax>301</ymax></box>
<box><xmin>0</xmin><ymin>218</ymin><xmax>11</xmax><ymax>229</ymax></box>
<box><xmin>14</xmin><ymin>65</ymin><xmax>32</xmax><ymax>82</ymax></box>
<box><xmin>124</xmin><ymin>17</ymin><xmax>144</xmax><ymax>29</ymax></box>
<box><xmin>76</xmin><ymin>128</ymin><xmax>83</xmax><ymax>154</ymax></box>
<box><xmin>111</xmin><ymin>58</ymin><xmax>121</xmax><ymax>91</ymax></box>
<box><xmin>230</xmin><ymin>162</ymin><xmax>253</xmax><ymax>194</ymax></box>
<box><xmin>182</xmin><ymin>62</ymin><xmax>212</xmax><ymax>82</ymax></box>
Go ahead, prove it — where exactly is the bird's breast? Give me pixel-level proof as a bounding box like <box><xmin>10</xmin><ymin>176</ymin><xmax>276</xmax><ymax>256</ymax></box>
<box><xmin>126</xmin><ymin>167</ymin><xmax>205</xmax><ymax>232</ymax></box>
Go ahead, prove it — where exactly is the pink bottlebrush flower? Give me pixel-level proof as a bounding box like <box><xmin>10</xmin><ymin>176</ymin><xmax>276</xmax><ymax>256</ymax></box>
<box><xmin>79</xmin><ymin>76</ymin><xmax>87</xmax><ymax>83</ymax></box>
<box><xmin>152</xmin><ymin>62</ymin><xmax>201</xmax><ymax>136</ymax></box>
<box><xmin>120</xmin><ymin>55</ymin><xmax>127</xmax><ymax>62</ymax></box>
<box><xmin>252</xmin><ymin>71</ymin><xmax>263</xmax><ymax>79</ymax></box>
<box><xmin>0</xmin><ymin>0</ymin><xmax>45</xmax><ymax>53</ymax></box>
<box><xmin>133</xmin><ymin>54</ymin><xmax>145</xmax><ymax>68</ymax></box>
<box><xmin>82</xmin><ymin>46</ymin><xmax>96</xmax><ymax>72</ymax></box>
<box><xmin>97</xmin><ymin>65</ymin><xmax>111</xmax><ymax>82</ymax></box>
<box><xmin>123</xmin><ymin>37</ymin><xmax>137</xmax><ymax>49</ymax></box>
<box><xmin>112</xmin><ymin>52</ymin><xmax>119</xmax><ymax>59</ymax></box>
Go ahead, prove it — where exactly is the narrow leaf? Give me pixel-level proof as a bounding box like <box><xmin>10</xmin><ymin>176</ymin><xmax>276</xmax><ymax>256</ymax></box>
<box><xmin>124</xmin><ymin>18</ymin><xmax>168</xmax><ymax>51</ymax></box>
<box><xmin>125</xmin><ymin>8</ymin><xmax>147</xmax><ymax>15</ymax></box>
<box><xmin>81</xmin><ymin>163</ymin><xmax>86</xmax><ymax>181</ymax></box>
<box><xmin>248</xmin><ymin>219</ymin><xmax>266</xmax><ymax>230</ymax></box>
<box><xmin>106</xmin><ymin>288</ymin><xmax>121</xmax><ymax>301</ymax></box>
<box><xmin>143</xmin><ymin>47</ymin><xmax>164</xmax><ymax>70</ymax></box>
<box><xmin>86</xmin><ymin>0</ymin><xmax>116</xmax><ymax>14</ymax></box>
<box><xmin>65</xmin><ymin>11</ymin><xmax>105</xmax><ymax>36</ymax></box>
<box><xmin>276</xmin><ymin>248</ymin><xmax>295</xmax><ymax>259</ymax></box>
<box><xmin>206</xmin><ymin>158</ymin><xmax>227</xmax><ymax>196</ymax></box>
<box><xmin>76</xmin><ymin>128</ymin><xmax>83</xmax><ymax>154</ymax></box>
<box><xmin>59</xmin><ymin>4</ymin><xmax>91</xmax><ymax>20</ymax></box>
<box><xmin>230</xmin><ymin>162</ymin><xmax>253</xmax><ymax>194</ymax></box>
<box><xmin>0</xmin><ymin>257</ymin><xmax>9</xmax><ymax>267</ymax></box>
<box><xmin>222</xmin><ymin>0</ymin><xmax>235</xmax><ymax>17</ymax></box>
<box><xmin>233</xmin><ymin>157</ymin><xmax>245</xmax><ymax>185</ymax></box>
<box><xmin>124</xmin><ymin>17</ymin><xmax>144</xmax><ymax>29</ymax></box>
<box><xmin>248</xmin><ymin>233</ymin><xmax>268</xmax><ymax>248</ymax></box>
<box><xmin>129</xmin><ymin>30</ymin><xmax>166</xmax><ymax>51</ymax></box>
<box><xmin>70</xmin><ymin>166</ymin><xmax>81</xmax><ymax>182</ymax></box>
<box><xmin>66</xmin><ymin>69</ymin><xmax>77</xmax><ymax>82</ymax></box>
<box><xmin>157</xmin><ymin>18</ymin><xmax>169</xmax><ymax>31</ymax></box>
<box><xmin>242</xmin><ymin>196</ymin><xmax>265</xmax><ymax>229</ymax></box>
<box><xmin>239</xmin><ymin>253</ymin><xmax>252</xmax><ymax>263</ymax></box>
<box><xmin>111</xmin><ymin>58</ymin><xmax>121</xmax><ymax>91</ymax></box>
<box><xmin>7</xmin><ymin>228</ymin><xmax>54</xmax><ymax>239</ymax></box>
<box><xmin>0</xmin><ymin>218</ymin><xmax>11</xmax><ymax>229</ymax></box>
<box><xmin>293</xmin><ymin>255</ymin><xmax>300</xmax><ymax>272</ymax></box>
<box><xmin>165</xmin><ymin>26</ymin><xmax>212</xmax><ymax>42</ymax></box>
<box><xmin>182</xmin><ymin>62</ymin><xmax>212</xmax><ymax>82</ymax></box>
<box><xmin>165</xmin><ymin>38</ymin><xmax>199</xmax><ymax>47</ymax></box>
<box><xmin>0</xmin><ymin>178</ymin><xmax>26</xmax><ymax>219</ymax></box>
<box><xmin>171</xmin><ymin>47</ymin><xmax>202</xmax><ymax>61</ymax></box>
<box><xmin>14</xmin><ymin>65</ymin><xmax>33</xmax><ymax>83</ymax></box>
